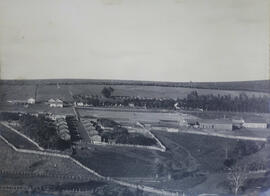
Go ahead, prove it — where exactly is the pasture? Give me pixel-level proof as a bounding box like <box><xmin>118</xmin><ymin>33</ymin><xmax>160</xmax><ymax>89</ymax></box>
<box><xmin>77</xmin><ymin>108</ymin><xmax>182</xmax><ymax>123</ymax></box>
<box><xmin>0</xmin><ymin>123</ymin><xmax>39</xmax><ymax>150</ymax></box>
<box><xmin>1</xmin><ymin>83</ymin><xmax>269</xmax><ymax>104</ymax></box>
<box><xmin>0</xmin><ymin>138</ymin><xmax>99</xmax><ymax>180</ymax></box>
<box><xmin>69</xmin><ymin>84</ymin><xmax>270</xmax><ymax>99</ymax></box>
<box><xmin>73</xmin><ymin>129</ymin><xmax>265</xmax><ymax>192</ymax></box>
<box><xmin>0</xmin><ymin>85</ymin><xmax>36</xmax><ymax>102</ymax></box>
<box><xmin>36</xmin><ymin>84</ymin><xmax>73</xmax><ymax>102</ymax></box>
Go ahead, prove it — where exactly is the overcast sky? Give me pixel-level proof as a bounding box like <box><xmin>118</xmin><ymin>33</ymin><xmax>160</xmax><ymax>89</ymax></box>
<box><xmin>0</xmin><ymin>0</ymin><xmax>268</xmax><ymax>82</ymax></box>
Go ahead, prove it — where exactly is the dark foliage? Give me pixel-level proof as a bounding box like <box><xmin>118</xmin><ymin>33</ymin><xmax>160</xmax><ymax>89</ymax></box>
<box><xmin>18</xmin><ymin>114</ymin><xmax>70</xmax><ymax>150</ymax></box>
<box><xmin>223</xmin><ymin>158</ymin><xmax>236</xmax><ymax>168</ymax></box>
<box><xmin>180</xmin><ymin>91</ymin><xmax>270</xmax><ymax>113</ymax></box>
<box><xmin>101</xmin><ymin>87</ymin><xmax>114</xmax><ymax>98</ymax></box>
<box><xmin>74</xmin><ymin>90</ymin><xmax>270</xmax><ymax>113</ymax></box>
<box><xmin>232</xmin><ymin>140</ymin><xmax>264</xmax><ymax>158</ymax></box>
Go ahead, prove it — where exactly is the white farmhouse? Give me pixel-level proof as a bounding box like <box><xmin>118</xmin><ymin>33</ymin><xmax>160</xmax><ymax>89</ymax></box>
<box><xmin>48</xmin><ymin>98</ymin><xmax>64</xmax><ymax>108</ymax></box>
<box><xmin>27</xmin><ymin>97</ymin><xmax>35</xmax><ymax>104</ymax></box>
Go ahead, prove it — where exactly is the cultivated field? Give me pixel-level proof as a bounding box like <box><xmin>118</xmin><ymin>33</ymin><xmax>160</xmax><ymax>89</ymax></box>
<box><xmin>0</xmin><ymin>139</ymin><xmax>98</xmax><ymax>179</ymax></box>
<box><xmin>69</xmin><ymin>84</ymin><xmax>270</xmax><ymax>99</ymax></box>
<box><xmin>36</xmin><ymin>84</ymin><xmax>73</xmax><ymax>102</ymax></box>
<box><xmin>1</xmin><ymin>81</ymin><xmax>270</xmax><ymax>104</ymax></box>
<box><xmin>0</xmin><ymin>123</ymin><xmax>39</xmax><ymax>150</ymax></box>
<box><xmin>0</xmin><ymin>104</ymin><xmax>74</xmax><ymax>116</ymax></box>
<box><xmin>77</xmin><ymin>108</ymin><xmax>182</xmax><ymax>123</ymax></box>
<box><xmin>73</xmin><ymin>129</ymin><xmax>266</xmax><ymax>194</ymax></box>
<box><xmin>0</xmin><ymin>85</ymin><xmax>36</xmax><ymax>102</ymax></box>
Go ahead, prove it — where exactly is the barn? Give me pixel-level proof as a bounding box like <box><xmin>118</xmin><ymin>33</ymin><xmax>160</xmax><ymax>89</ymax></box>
<box><xmin>199</xmin><ymin>119</ymin><xmax>233</xmax><ymax>131</ymax></box>
<box><xmin>243</xmin><ymin>117</ymin><xmax>267</xmax><ymax>129</ymax></box>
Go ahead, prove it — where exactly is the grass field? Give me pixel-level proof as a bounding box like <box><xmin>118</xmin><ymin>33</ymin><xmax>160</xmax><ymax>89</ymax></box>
<box><xmin>73</xmin><ymin>146</ymin><xmax>158</xmax><ymax>177</ymax></box>
<box><xmin>73</xmin><ymin>129</ymin><xmax>266</xmax><ymax>193</ymax></box>
<box><xmin>73</xmin><ymin>130</ymin><xmax>238</xmax><ymax>177</ymax></box>
<box><xmin>0</xmin><ymin>138</ymin><xmax>152</xmax><ymax>196</ymax></box>
<box><xmin>0</xmin><ymin>85</ymin><xmax>36</xmax><ymax>102</ymax></box>
<box><xmin>0</xmin><ymin>137</ymin><xmax>99</xmax><ymax>179</ymax></box>
<box><xmin>0</xmin><ymin>104</ymin><xmax>74</xmax><ymax>115</ymax></box>
<box><xmin>69</xmin><ymin>84</ymin><xmax>270</xmax><ymax>99</ymax></box>
<box><xmin>78</xmin><ymin>108</ymin><xmax>182</xmax><ymax>123</ymax></box>
<box><xmin>36</xmin><ymin>84</ymin><xmax>73</xmax><ymax>102</ymax></box>
<box><xmin>0</xmin><ymin>123</ymin><xmax>39</xmax><ymax>150</ymax></box>
<box><xmin>1</xmin><ymin>81</ymin><xmax>269</xmax><ymax>104</ymax></box>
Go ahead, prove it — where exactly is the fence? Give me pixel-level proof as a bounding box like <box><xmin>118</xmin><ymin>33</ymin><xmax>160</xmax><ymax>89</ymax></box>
<box><xmin>0</xmin><ymin>122</ymin><xmax>44</xmax><ymax>150</ymax></box>
<box><xmin>0</xmin><ymin>134</ymin><xmax>179</xmax><ymax>196</ymax></box>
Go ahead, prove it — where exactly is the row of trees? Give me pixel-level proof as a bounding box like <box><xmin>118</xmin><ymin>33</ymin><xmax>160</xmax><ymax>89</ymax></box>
<box><xmin>74</xmin><ymin>89</ymin><xmax>270</xmax><ymax>113</ymax></box>
<box><xmin>179</xmin><ymin>91</ymin><xmax>270</xmax><ymax>113</ymax></box>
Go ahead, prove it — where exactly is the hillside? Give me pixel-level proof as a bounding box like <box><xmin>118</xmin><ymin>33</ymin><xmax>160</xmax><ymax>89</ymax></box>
<box><xmin>0</xmin><ymin>79</ymin><xmax>269</xmax><ymax>93</ymax></box>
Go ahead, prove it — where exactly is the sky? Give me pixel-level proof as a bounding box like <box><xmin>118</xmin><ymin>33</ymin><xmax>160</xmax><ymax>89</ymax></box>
<box><xmin>0</xmin><ymin>0</ymin><xmax>269</xmax><ymax>82</ymax></box>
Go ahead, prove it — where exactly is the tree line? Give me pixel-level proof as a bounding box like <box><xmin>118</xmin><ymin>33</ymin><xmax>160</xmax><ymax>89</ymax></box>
<box><xmin>74</xmin><ymin>87</ymin><xmax>270</xmax><ymax>113</ymax></box>
<box><xmin>179</xmin><ymin>91</ymin><xmax>270</xmax><ymax>113</ymax></box>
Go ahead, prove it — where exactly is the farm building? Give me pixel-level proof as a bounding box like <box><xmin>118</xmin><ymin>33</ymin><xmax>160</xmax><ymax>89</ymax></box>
<box><xmin>243</xmin><ymin>117</ymin><xmax>267</xmax><ymax>129</ymax></box>
<box><xmin>180</xmin><ymin>119</ymin><xmax>199</xmax><ymax>128</ymax></box>
<box><xmin>90</xmin><ymin>135</ymin><xmax>102</xmax><ymax>143</ymax></box>
<box><xmin>232</xmin><ymin>116</ymin><xmax>244</xmax><ymax>129</ymax></box>
<box><xmin>199</xmin><ymin>119</ymin><xmax>233</xmax><ymax>131</ymax></box>
<box><xmin>59</xmin><ymin>124</ymin><xmax>68</xmax><ymax>130</ymax></box>
<box><xmin>159</xmin><ymin>120</ymin><xmax>179</xmax><ymax>127</ymax></box>
<box><xmin>48</xmin><ymin>98</ymin><xmax>64</xmax><ymax>108</ymax></box>
<box><xmin>27</xmin><ymin>97</ymin><xmax>35</xmax><ymax>104</ymax></box>
<box><xmin>75</xmin><ymin>102</ymin><xmax>84</xmax><ymax>107</ymax></box>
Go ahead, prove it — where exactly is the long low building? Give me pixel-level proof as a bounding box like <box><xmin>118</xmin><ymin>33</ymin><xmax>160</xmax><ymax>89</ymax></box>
<box><xmin>198</xmin><ymin>119</ymin><xmax>233</xmax><ymax>131</ymax></box>
<box><xmin>242</xmin><ymin>117</ymin><xmax>267</xmax><ymax>129</ymax></box>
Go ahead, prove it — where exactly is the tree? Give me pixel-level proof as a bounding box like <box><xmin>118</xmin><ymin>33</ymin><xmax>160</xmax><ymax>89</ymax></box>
<box><xmin>227</xmin><ymin>164</ymin><xmax>248</xmax><ymax>195</ymax></box>
<box><xmin>101</xmin><ymin>87</ymin><xmax>114</xmax><ymax>98</ymax></box>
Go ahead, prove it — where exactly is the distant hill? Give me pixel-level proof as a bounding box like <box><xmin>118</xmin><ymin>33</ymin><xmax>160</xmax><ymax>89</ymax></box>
<box><xmin>0</xmin><ymin>79</ymin><xmax>269</xmax><ymax>93</ymax></box>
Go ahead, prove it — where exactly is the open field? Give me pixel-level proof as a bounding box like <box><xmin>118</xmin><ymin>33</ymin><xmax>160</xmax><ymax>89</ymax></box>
<box><xmin>0</xmin><ymin>137</ymin><xmax>99</xmax><ymax>180</ymax></box>
<box><xmin>1</xmin><ymin>80</ymin><xmax>270</xmax><ymax>104</ymax></box>
<box><xmin>77</xmin><ymin>108</ymin><xmax>182</xmax><ymax>123</ymax></box>
<box><xmin>69</xmin><ymin>84</ymin><xmax>270</xmax><ymax>99</ymax></box>
<box><xmin>1</xmin><ymin>79</ymin><xmax>270</xmax><ymax>93</ymax></box>
<box><xmin>0</xmin><ymin>123</ymin><xmax>40</xmax><ymax>150</ymax></box>
<box><xmin>0</xmin><ymin>132</ymin><xmax>155</xmax><ymax>196</ymax></box>
<box><xmin>0</xmin><ymin>84</ymin><xmax>36</xmax><ymax>102</ymax></box>
<box><xmin>73</xmin><ymin>146</ymin><xmax>159</xmax><ymax>177</ymax></box>
<box><xmin>0</xmin><ymin>104</ymin><xmax>74</xmax><ymax>115</ymax></box>
<box><xmin>153</xmin><ymin>131</ymin><xmax>238</xmax><ymax>172</ymax></box>
<box><xmin>36</xmin><ymin>84</ymin><xmax>73</xmax><ymax>102</ymax></box>
<box><xmin>72</xmin><ymin>129</ymin><xmax>267</xmax><ymax>193</ymax></box>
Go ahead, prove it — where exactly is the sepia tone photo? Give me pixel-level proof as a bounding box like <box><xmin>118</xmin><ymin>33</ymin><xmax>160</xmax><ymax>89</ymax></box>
<box><xmin>0</xmin><ymin>0</ymin><xmax>270</xmax><ymax>196</ymax></box>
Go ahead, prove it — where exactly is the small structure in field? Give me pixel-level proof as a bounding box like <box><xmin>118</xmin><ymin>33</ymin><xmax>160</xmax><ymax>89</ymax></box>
<box><xmin>27</xmin><ymin>97</ymin><xmax>35</xmax><ymax>104</ymax></box>
<box><xmin>128</xmin><ymin>103</ymin><xmax>135</xmax><ymax>108</ymax></box>
<box><xmin>243</xmin><ymin>117</ymin><xmax>267</xmax><ymax>129</ymax></box>
<box><xmin>180</xmin><ymin>118</ymin><xmax>199</xmax><ymax>128</ymax></box>
<box><xmin>75</xmin><ymin>102</ymin><xmax>84</xmax><ymax>107</ymax></box>
<box><xmin>232</xmin><ymin>116</ymin><xmax>245</xmax><ymax>129</ymax></box>
<box><xmin>199</xmin><ymin>119</ymin><xmax>233</xmax><ymax>131</ymax></box>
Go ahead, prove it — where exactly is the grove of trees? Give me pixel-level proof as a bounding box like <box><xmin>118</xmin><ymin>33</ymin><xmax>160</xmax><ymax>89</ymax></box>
<box><xmin>74</xmin><ymin>90</ymin><xmax>270</xmax><ymax>113</ymax></box>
